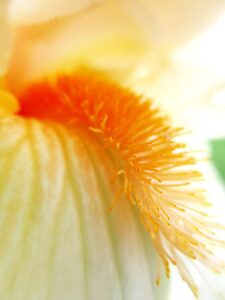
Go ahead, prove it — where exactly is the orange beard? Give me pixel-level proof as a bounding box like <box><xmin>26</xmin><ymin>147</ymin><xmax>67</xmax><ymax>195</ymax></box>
<box><xmin>16</xmin><ymin>71</ymin><xmax>224</xmax><ymax>296</ymax></box>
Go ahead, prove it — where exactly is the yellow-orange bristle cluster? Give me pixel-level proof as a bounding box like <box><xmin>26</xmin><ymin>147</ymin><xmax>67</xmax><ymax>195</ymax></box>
<box><xmin>17</xmin><ymin>72</ymin><xmax>225</xmax><ymax>295</ymax></box>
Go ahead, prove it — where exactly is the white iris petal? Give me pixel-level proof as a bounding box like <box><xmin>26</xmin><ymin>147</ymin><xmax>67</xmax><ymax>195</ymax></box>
<box><xmin>0</xmin><ymin>116</ymin><xmax>167</xmax><ymax>300</ymax></box>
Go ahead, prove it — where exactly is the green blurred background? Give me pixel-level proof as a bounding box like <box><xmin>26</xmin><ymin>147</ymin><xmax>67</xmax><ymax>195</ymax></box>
<box><xmin>209</xmin><ymin>138</ymin><xmax>225</xmax><ymax>184</ymax></box>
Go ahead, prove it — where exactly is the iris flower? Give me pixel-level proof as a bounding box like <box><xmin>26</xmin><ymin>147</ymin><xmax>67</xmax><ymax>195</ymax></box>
<box><xmin>1</xmin><ymin>1</ymin><xmax>225</xmax><ymax>299</ymax></box>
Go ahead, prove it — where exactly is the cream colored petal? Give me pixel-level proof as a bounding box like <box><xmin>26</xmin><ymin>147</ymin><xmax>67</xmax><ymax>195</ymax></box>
<box><xmin>169</xmin><ymin>13</ymin><xmax>225</xmax><ymax>140</ymax></box>
<box><xmin>8</xmin><ymin>0</ymin><xmax>225</xmax><ymax>48</ymax></box>
<box><xmin>7</xmin><ymin>1</ymin><xmax>149</xmax><ymax>92</ymax></box>
<box><xmin>8</xmin><ymin>0</ymin><xmax>103</xmax><ymax>25</ymax></box>
<box><xmin>121</xmin><ymin>0</ymin><xmax>225</xmax><ymax>48</ymax></box>
<box><xmin>0</xmin><ymin>116</ymin><xmax>167</xmax><ymax>300</ymax></box>
<box><xmin>0</xmin><ymin>1</ymin><xmax>15</xmax><ymax>78</ymax></box>
<box><xmin>126</xmin><ymin>61</ymin><xmax>225</xmax><ymax>140</ymax></box>
<box><xmin>7</xmin><ymin>0</ymin><xmax>225</xmax><ymax>95</ymax></box>
<box><xmin>124</xmin><ymin>12</ymin><xmax>225</xmax><ymax>140</ymax></box>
